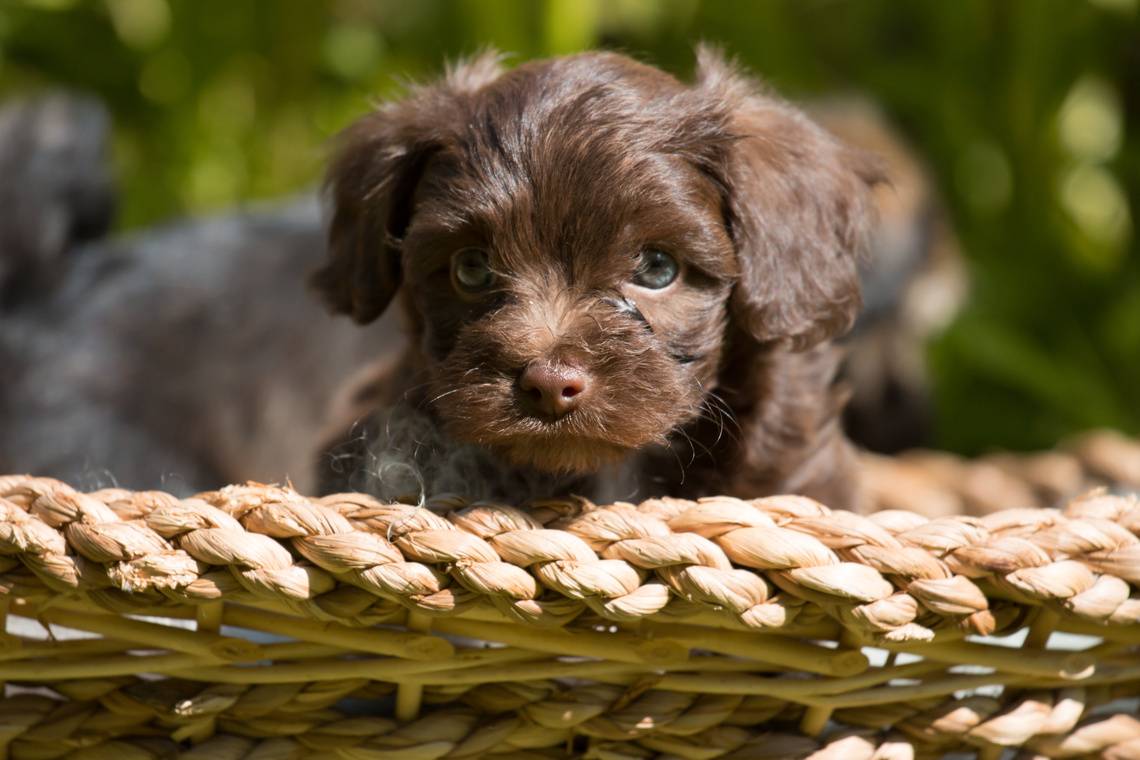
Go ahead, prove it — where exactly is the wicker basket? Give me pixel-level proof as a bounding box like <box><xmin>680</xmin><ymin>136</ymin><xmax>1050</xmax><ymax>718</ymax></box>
<box><xmin>1</xmin><ymin>432</ymin><xmax>1139</xmax><ymax>760</ymax></box>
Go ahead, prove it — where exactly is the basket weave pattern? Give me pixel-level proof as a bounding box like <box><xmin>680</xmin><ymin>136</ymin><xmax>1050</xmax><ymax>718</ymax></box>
<box><xmin>1</xmin><ymin>442</ymin><xmax>1139</xmax><ymax>760</ymax></box>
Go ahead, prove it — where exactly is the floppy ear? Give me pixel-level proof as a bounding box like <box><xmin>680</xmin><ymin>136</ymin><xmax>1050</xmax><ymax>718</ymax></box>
<box><xmin>310</xmin><ymin>52</ymin><xmax>504</xmax><ymax>324</ymax></box>
<box><xmin>695</xmin><ymin>50</ymin><xmax>884</xmax><ymax>351</ymax></box>
<box><xmin>309</xmin><ymin>113</ymin><xmax>431</xmax><ymax>323</ymax></box>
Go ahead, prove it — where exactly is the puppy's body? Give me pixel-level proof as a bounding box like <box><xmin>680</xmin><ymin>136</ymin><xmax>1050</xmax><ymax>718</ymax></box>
<box><xmin>315</xmin><ymin>50</ymin><xmax>881</xmax><ymax>510</ymax></box>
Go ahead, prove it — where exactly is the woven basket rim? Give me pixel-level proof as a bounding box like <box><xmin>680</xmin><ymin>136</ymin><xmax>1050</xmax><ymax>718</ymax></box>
<box><xmin>2</xmin><ymin>469</ymin><xmax>1139</xmax><ymax>759</ymax></box>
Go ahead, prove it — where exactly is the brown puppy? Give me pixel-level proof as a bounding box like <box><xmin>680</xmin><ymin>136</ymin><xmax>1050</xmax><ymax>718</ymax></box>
<box><xmin>313</xmin><ymin>49</ymin><xmax>883</xmax><ymax>509</ymax></box>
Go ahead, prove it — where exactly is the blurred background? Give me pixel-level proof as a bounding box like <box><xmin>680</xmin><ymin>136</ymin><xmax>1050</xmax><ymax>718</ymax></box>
<box><xmin>1</xmin><ymin>0</ymin><xmax>1137</xmax><ymax>458</ymax></box>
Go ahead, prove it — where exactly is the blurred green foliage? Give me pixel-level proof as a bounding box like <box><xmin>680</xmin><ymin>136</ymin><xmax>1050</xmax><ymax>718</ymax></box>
<box><xmin>1</xmin><ymin>0</ymin><xmax>1138</xmax><ymax>454</ymax></box>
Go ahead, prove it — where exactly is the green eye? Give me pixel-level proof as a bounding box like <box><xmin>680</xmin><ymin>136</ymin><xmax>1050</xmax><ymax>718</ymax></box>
<box><xmin>633</xmin><ymin>249</ymin><xmax>679</xmax><ymax>289</ymax></box>
<box><xmin>451</xmin><ymin>249</ymin><xmax>497</xmax><ymax>293</ymax></box>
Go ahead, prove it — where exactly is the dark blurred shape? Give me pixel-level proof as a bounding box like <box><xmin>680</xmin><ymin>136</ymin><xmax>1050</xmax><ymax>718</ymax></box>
<box><xmin>0</xmin><ymin>94</ymin><xmax>398</xmax><ymax>496</ymax></box>
<box><xmin>0</xmin><ymin>93</ymin><xmax>115</xmax><ymax>308</ymax></box>
<box><xmin>815</xmin><ymin>100</ymin><xmax>968</xmax><ymax>454</ymax></box>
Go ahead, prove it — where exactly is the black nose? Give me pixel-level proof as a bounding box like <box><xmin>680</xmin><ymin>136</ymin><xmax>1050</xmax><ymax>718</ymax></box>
<box><xmin>519</xmin><ymin>360</ymin><xmax>589</xmax><ymax>418</ymax></box>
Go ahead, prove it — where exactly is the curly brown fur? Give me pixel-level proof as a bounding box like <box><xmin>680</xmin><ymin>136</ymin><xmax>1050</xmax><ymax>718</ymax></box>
<box><xmin>313</xmin><ymin>48</ymin><xmax>884</xmax><ymax>509</ymax></box>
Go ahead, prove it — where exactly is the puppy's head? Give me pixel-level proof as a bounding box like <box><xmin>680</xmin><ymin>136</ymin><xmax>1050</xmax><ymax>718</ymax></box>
<box><xmin>312</xmin><ymin>49</ymin><xmax>881</xmax><ymax>475</ymax></box>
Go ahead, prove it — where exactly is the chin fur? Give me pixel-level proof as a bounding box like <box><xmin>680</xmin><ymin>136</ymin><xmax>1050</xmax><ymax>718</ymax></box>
<box><xmin>491</xmin><ymin>434</ymin><xmax>637</xmax><ymax>475</ymax></box>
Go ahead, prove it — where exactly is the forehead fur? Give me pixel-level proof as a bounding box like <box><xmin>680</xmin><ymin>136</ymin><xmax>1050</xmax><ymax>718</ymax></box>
<box><xmin>403</xmin><ymin>53</ymin><xmax>739</xmax><ymax>278</ymax></box>
<box><xmin>443</xmin><ymin>51</ymin><xmax>721</xmax><ymax>135</ymax></box>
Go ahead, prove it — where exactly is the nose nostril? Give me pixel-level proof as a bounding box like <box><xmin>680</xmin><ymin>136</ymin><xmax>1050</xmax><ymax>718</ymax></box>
<box><xmin>520</xmin><ymin>360</ymin><xmax>588</xmax><ymax>417</ymax></box>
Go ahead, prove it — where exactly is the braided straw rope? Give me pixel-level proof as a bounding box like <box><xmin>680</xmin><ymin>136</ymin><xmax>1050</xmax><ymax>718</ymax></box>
<box><xmin>0</xmin><ymin>432</ymin><xmax>1139</xmax><ymax>759</ymax></box>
